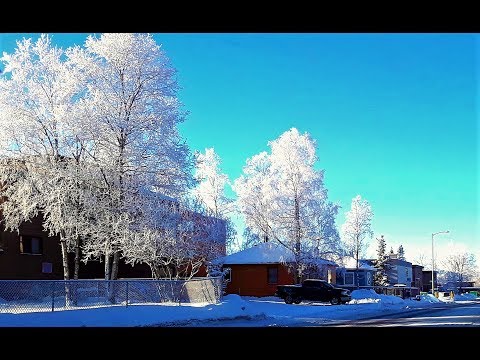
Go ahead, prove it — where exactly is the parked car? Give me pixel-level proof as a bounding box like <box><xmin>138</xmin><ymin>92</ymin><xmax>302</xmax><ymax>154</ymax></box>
<box><xmin>276</xmin><ymin>279</ymin><xmax>351</xmax><ymax>305</ymax></box>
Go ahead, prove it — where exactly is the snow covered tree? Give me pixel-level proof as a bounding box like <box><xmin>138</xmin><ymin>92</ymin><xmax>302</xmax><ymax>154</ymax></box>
<box><xmin>234</xmin><ymin>128</ymin><xmax>342</xmax><ymax>283</ymax></box>
<box><xmin>0</xmin><ymin>34</ymin><xmax>88</xmax><ymax>280</ymax></box>
<box><xmin>341</xmin><ymin>195</ymin><xmax>373</xmax><ymax>288</ymax></box>
<box><xmin>234</xmin><ymin>151</ymin><xmax>272</xmax><ymax>243</ymax></box>
<box><xmin>68</xmin><ymin>33</ymin><xmax>193</xmax><ymax>280</ymax></box>
<box><xmin>121</xmin><ymin>196</ymin><xmax>227</xmax><ymax>280</ymax></box>
<box><xmin>413</xmin><ymin>254</ymin><xmax>430</xmax><ymax>269</ymax></box>
<box><xmin>389</xmin><ymin>247</ymin><xmax>395</xmax><ymax>257</ymax></box>
<box><xmin>373</xmin><ymin>235</ymin><xmax>389</xmax><ymax>286</ymax></box>
<box><xmin>192</xmin><ymin>147</ymin><xmax>236</xmax><ymax>252</ymax></box>
<box><xmin>397</xmin><ymin>245</ymin><xmax>405</xmax><ymax>260</ymax></box>
<box><xmin>442</xmin><ymin>251</ymin><xmax>477</xmax><ymax>293</ymax></box>
<box><xmin>192</xmin><ymin>148</ymin><xmax>234</xmax><ymax>218</ymax></box>
<box><xmin>0</xmin><ymin>33</ymin><xmax>194</xmax><ymax>283</ymax></box>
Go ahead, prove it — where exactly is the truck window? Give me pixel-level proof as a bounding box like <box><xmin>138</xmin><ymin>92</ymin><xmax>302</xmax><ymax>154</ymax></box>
<box><xmin>305</xmin><ymin>280</ymin><xmax>324</xmax><ymax>288</ymax></box>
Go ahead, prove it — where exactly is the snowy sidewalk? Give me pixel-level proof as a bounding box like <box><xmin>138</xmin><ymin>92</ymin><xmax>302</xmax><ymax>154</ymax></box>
<box><xmin>0</xmin><ymin>291</ymin><xmax>477</xmax><ymax>327</ymax></box>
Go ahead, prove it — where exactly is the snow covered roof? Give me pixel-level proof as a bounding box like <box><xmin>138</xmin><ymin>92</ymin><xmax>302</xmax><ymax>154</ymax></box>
<box><xmin>213</xmin><ymin>242</ymin><xmax>337</xmax><ymax>266</ymax></box>
<box><xmin>341</xmin><ymin>257</ymin><xmax>376</xmax><ymax>271</ymax></box>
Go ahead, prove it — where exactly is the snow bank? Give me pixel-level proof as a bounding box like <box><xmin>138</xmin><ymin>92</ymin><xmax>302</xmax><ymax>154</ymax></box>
<box><xmin>350</xmin><ymin>289</ymin><xmax>380</xmax><ymax>300</ymax></box>
<box><xmin>454</xmin><ymin>293</ymin><xmax>478</xmax><ymax>301</ymax></box>
<box><xmin>419</xmin><ymin>294</ymin><xmax>442</xmax><ymax>303</ymax></box>
<box><xmin>348</xmin><ymin>290</ymin><xmax>406</xmax><ymax>306</ymax></box>
<box><xmin>218</xmin><ymin>294</ymin><xmax>260</xmax><ymax>317</ymax></box>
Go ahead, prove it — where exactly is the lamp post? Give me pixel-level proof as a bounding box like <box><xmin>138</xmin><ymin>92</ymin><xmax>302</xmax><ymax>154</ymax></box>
<box><xmin>431</xmin><ymin>230</ymin><xmax>449</xmax><ymax>296</ymax></box>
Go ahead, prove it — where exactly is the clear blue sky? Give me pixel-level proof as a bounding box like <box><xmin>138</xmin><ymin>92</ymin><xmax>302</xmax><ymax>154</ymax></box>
<box><xmin>0</xmin><ymin>33</ymin><xmax>478</xmax><ymax>264</ymax></box>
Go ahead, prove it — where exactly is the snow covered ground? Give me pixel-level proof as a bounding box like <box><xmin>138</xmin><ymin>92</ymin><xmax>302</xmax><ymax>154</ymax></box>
<box><xmin>0</xmin><ymin>290</ymin><xmax>477</xmax><ymax>327</ymax></box>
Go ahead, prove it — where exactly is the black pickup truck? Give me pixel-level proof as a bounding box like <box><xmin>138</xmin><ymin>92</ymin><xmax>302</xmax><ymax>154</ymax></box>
<box><xmin>276</xmin><ymin>279</ymin><xmax>352</xmax><ymax>305</ymax></box>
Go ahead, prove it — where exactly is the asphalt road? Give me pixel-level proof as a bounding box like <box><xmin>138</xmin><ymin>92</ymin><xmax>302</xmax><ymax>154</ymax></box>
<box><xmin>172</xmin><ymin>300</ymin><xmax>480</xmax><ymax>327</ymax></box>
<box><xmin>321</xmin><ymin>301</ymin><xmax>480</xmax><ymax>327</ymax></box>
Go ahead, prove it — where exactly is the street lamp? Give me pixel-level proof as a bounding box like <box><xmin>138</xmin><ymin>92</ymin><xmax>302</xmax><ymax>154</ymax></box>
<box><xmin>431</xmin><ymin>230</ymin><xmax>449</xmax><ymax>296</ymax></box>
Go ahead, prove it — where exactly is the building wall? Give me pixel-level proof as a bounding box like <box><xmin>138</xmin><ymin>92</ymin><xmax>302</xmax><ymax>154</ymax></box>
<box><xmin>422</xmin><ymin>270</ymin><xmax>438</xmax><ymax>292</ymax></box>
<box><xmin>336</xmin><ymin>269</ymin><xmax>375</xmax><ymax>287</ymax></box>
<box><xmin>0</xmin><ymin>213</ymin><xmax>212</xmax><ymax>280</ymax></box>
<box><xmin>411</xmin><ymin>265</ymin><xmax>424</xmax><ymax>289</ymax></box>
<box><xmin>0</xmin><ymin>214</ymin><xmax>64</xmax><ymax>280</ymax></box>
<box><xmin>386</xmin><ymin>259</ymin><xmax>412</xmax><ymax>285</ymax></box>
<box><xmin>396</xmin><ymin>264</ymin><xmax>412</xmax><ymax>285</ymax></box>
<box><xmin>223</xmin><ymin>264</ymin><xmax>294</xmax><ymax>297</ymax></box>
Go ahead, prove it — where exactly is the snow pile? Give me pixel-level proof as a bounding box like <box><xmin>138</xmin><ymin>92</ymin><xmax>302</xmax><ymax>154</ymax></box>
<box><xmin>349</xmin><ymin>289</ymin><xmax>381</xmax><ymax>304</ymax></box>
<box><xmin>420</xmin><ymin>293</ymin><xmax>442</xmax><ymax>303</ymax></box>
<box><xmin>454</xmin><ymin>293</ymin><xmax>478</xmax><ymax>301</ymax></box>
<box><xmin>216</xmin><ymin>294</ymin><xmax>262</xmax><ymax>318</ymax></box>
<box><xmin>375</xmin><ymin>293</ymin><xmax>405</xmax><ymax>305</ymax></box>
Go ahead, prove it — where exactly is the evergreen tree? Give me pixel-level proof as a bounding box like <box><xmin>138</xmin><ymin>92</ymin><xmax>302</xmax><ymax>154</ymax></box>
<box><xmin>389</xmin><ymin>247</ymin><xmax>395</xmax><ymax>257</ymax></box>
<box><xmin>373</xmin><ymin>235</ymin><xmax>389</xmax><ymax>286</ymax></box>
<box><xmin>397</xmin><ymin>245</ymin><xmax>406</xmax><ymax>260</ymax></box>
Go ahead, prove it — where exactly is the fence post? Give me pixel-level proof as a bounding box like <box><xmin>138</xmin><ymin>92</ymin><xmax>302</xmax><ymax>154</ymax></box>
<box><xmin>51</xmin><ymin>281</ymin><xmax>55</xmax><ymax>312</ymax></box>
<box><xmin>126</xmin><ymin>281</ymin><xmax>129</xmax><ymax>308</ymax></box>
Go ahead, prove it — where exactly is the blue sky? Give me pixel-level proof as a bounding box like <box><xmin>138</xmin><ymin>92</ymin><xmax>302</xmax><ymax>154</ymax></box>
<box><xmin>0</xmin><ymin>33</ymin><xmax>478</xmax><ymax>265</ymax></box>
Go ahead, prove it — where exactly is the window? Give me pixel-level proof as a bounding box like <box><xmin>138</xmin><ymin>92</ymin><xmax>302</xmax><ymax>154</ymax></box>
<box><xmin>223</xmin><ymin>267</ymin><xmax>231</xmax><ymax>282</ymax></box>
<box><xmin>267</xmin><ymin>266</ymin><xmax>278</xmax><ymax>284</ymax></box>
<box><xmin>344</xmin><ymin>272</ymin><xmax>354</xmax><ymax>285</ymax></box>
<box><xmin>19</xmin><ymin>236</ymin><xmax>43</xmax><ymax>255</ymax></box>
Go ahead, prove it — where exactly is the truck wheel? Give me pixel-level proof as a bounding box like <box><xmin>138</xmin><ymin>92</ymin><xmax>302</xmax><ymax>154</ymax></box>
<box><xmin>285</xmin><ymin>295</ymin><xmax>294</xmax><ymax>304</ymax></box>
<box><xmin>293</xmin><ymin>297</ymin><xmax>302</xmax><ymax>304</ymax></box>
<box><xmin>330</xmin><ymin>297</ymin><xmax>340</xmax><ymax>305</ymax></box>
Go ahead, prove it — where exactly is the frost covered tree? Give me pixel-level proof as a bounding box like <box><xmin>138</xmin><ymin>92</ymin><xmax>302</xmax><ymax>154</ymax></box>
<box><xmin>397</xmin><ymin>244</ymin><xmax>405</xmax><ymax>260</ymax></box>
<box><xmin>413</xmin><ymin>254</ymin><xmax>430</xmax><ymax>269</ymax></box>
<box><xmin>192</xmin><ymin>148</ymin><xmax>234</xmax><ymax>218</ymax></box>
<box><xmin>121</xmin><ymin>196</ymin><xmax>227</xmax><ymax>280</ymax></box>
<box><xmin>68</xmin><ymin>33</ymin><xmax>192</xmax><ymax>280</ymax></box>
<box><xmin>442</xmin><ymin>251</ymin><xmax>477</xmax><ymax>293</ymax></box>
<box><xmin>0</xmin><ymin>33</ymin><xmax>194</xmax><ymax>282</ymax></box>
<box><xmin>234</xmin><ymin>128</ymin><xmax>341</xmax><ymax>283</ymax></box>
<box><xmin>373</xmin><ymin>235</ymin><xmax>389</xmax><ymax>286</ymax></box>
<box><xmin>0</xmin><ymin>34</ymin><xmax>88</xmax><ymax>280</ymax></box>
<box><xmin>192</xmin><ymin>148</ymin><xmax>236</xmax><ymax>252</ymax></box>
<box><xmin>341</xmin><ymin>195</ymin><xmax>373</xmax><ymax>288</ymax></box>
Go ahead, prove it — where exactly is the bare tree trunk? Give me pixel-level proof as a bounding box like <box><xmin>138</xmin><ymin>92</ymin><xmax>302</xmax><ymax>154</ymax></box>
<box><xmin>74</xmin><ymin>236</ymin><xmax>80</xmax><ymax>280</ymax></box>
<box><xmin>356</xmin><ymin>241</ymin><xmax>360</xmax><ymax>289</ymax></box>
<box><xmin>60</xmin><ymin>235</ymin><xmax>72</xmax><ymax>306</ymax></box>
<box><xmin>60</xmin><ymin>237</ymin><xmax>70</xmax><ymax>280</ymax></box>
<box><xmin>70</xmin><ymin>235</ymin><xmax>81</xmax><ymax>306</ymax></box>
<box><xmin>294</xmin><ymin>196</ymin><xmax>301</xmax><ymax>284</ymax></box>
<box><xmin>111</xmin><ymin>250</ymin><xmax>120</xmax><ymax>280</ymax></box>
<box><xmin>150</xmin><ymin>265</ymin><xmax>159</xmax><ymax>279</ymax></box>
<box><xmin>104</xmin><ymin>252</ymin><xmax>111</xmax><ymax>280</ymax></box>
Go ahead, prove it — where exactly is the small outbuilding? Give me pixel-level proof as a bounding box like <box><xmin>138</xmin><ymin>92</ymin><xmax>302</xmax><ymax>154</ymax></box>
<box><xmin>212</xmin><ymin>242</ymin><xmax>338</xmax><ymax>297</ymax></box>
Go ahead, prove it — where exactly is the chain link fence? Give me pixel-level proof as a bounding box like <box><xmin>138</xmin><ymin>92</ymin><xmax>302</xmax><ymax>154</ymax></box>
<box><xmin>0</xmin><ymin>277</ymin><xmax>223</xmax><ymax>313</ymax></box>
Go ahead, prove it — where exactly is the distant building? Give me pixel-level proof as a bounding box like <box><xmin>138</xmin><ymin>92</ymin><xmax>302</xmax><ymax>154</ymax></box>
<box><xmin>411</xmin><ymin>264</ymin><xmax>424</xmax><ymax>289</ymax></box>
<box><xmin>385</xmin><ymin>257</ymin><xmax>412</xmax><ymax>286</ymax></box>
<box><xmin>336</xmin><ymin>257</ymin><xmax>376</xmax><ymax>288</ymax></box>
<box><xmin>421</xmin><ymin>270</ymin><xmax>439</xmax><ymax>293</ymax></box>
